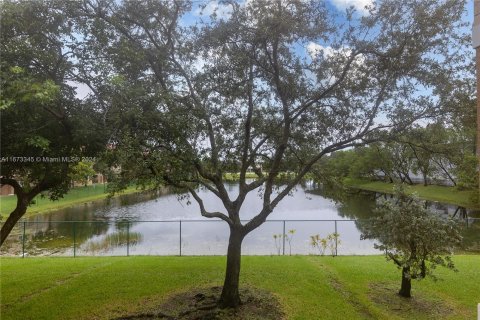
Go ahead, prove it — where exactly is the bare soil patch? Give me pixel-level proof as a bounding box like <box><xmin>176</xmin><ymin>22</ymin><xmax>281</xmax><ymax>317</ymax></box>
<box><xmin>368</xmin><ymin>282</ymin><xmax>454</xmax><ymax>319</ymax></box>
<box><xmin>113</xmin><ymin>286</ymin><xmax>284</xmax><ymax>320</ymax></box>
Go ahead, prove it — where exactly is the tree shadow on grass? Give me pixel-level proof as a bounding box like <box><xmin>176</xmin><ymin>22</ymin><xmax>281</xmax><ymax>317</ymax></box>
<box><xmin>113</xmin><ymin>286</ymin><xmax>284</xmax><ymax>320</ymax></box>
<box><xmin>368</xmin><ymin>282</ymin><xmax>457</xmax><ymax>320</ymax></box>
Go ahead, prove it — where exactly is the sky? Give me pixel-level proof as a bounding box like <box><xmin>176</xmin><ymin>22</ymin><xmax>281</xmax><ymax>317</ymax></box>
<box><xmin>188</xmin><ymin>0</ymin><xmax>474</xmax><ymax>21</ymax></box>
<box><xmin>190</xmin><ymin>0</ymin><xmax>372</xmax><ymax>18</ymax></box>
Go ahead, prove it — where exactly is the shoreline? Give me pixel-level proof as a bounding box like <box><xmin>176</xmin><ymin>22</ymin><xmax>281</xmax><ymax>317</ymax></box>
<box><xmin>344</xmin><ymin>178</ymin><xmax>479</xmax><ymax>210</ymax></box>
<box><xmin>0</xmin><ymin>185</ymin><xmax>152</xmax><ymax>219</ymax></box>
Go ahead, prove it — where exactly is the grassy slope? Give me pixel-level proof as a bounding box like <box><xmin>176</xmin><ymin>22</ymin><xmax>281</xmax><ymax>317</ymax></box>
<box><xmin>223</xmin><ymin>172</ymin><xmax>259</xmax><ymax>182</ymax></box>
<box><xmin>1</xmin><ymin>255</ymin><xmax>479</xmax><ymax>320</ymax></box>
<box><xmin>345</xmin><ymin>178</ymin><xmax>479</xmax><ymax>209</ymax></box>
<box><xmin>0</xmin><ymin>184</ymin><xmax>142</xmax><ymax>218</ymax></box>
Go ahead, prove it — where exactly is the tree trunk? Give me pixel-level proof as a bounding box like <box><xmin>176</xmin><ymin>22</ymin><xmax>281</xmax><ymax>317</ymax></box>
<box><xmin>405</xmin><ymin>174</ymin><xmax>413</xmax><ymax>185</ymax></box>
<box><xmin>442</xmin><ymin>167</ymin><xmax>456</xmax><ymax>186</ymax></box>
<box><xmin>219</xmin><ymin>225</ymin><xmax>245</xmax><ymax>308</ymax></box>
<box><xmin>0</xmin><ymin>195</ymin><xmax>29</xmax><ymax>246</ymax></box>
<box><xmin>398</xmin><ymin>267</ymin><xmax>412</xmax><ymax>298</ymax></box>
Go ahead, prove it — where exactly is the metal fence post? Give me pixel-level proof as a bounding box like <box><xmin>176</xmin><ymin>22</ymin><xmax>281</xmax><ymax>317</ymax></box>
<box><xmin>73</xmin><ymin>221</ymin><xmax>76</xmax><ymax>258</ymax></box>
<box><xmin>282</xmin><ymin>220</ymin><xmax>286</xmax><ymax>256</ymax></box>
<box><xmin>22</xmin><ymin>221</ymin><xmax>26</xmax><ymax>258</ymax></box>
<box><xmin>334</xmin><ymin>220</ymin><xmax>338</xmax><ymax>257</ymax></box>
<box><xmin>126</xmin><ymin>221</ymin><xmax>130</xmax><ymax>257</ymax></box>
<box><xmin>179</xmin><ymin>220</ymin><xmax>182</xmax><ymax>256</ymax></box>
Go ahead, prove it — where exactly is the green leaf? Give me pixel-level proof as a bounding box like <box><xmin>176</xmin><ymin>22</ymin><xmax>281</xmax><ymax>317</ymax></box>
<box><xmin>25</xmin><ymin>136</ymin><xmax>51</xmax><ymax>150</ymax></box>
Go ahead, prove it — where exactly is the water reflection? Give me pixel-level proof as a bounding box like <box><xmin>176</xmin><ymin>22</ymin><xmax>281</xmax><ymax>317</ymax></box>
<box><xmin>1</xmin><ymin>184</ymin><xmax>479</xmax><ymax>256</ymax></box>
<box><xmin>314</xmin><ymin>187</ymin><xmax>480</xmax><ymax>254</ymax></box>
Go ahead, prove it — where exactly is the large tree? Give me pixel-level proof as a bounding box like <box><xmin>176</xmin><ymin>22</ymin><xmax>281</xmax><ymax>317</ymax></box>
<box><xmin>0</xmin><ymin>0</ymin><xmax>105</xmax><ymax>245</ymax></box>
<box><xmin>73</xmin><ymin>0</ymin><xmax>468</xmax><ymax>307</ymax></box>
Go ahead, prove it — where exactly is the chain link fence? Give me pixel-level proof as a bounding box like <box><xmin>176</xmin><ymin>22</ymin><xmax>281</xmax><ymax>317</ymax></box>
<box><xmin>1</xmin><ymin>218</ymin><xmax>478</xmax><ymax>257</ymax></box>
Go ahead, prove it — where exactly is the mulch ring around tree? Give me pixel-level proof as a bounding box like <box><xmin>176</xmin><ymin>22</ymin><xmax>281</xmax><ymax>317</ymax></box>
<box><xmin>368</xmin><ymin>282</ymin><xmax>456</xmax><ymax>319</ymax></box>
<box><xmin>113</xmin><ymin>286</ymin><xmax>285</xmax><ymax>320</ymax></box>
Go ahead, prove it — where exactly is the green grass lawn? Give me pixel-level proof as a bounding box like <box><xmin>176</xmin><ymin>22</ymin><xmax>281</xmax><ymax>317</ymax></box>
<box><xmin>1</xmin><ymin>255</ymin><xmax>478</xmax><ymax>320</ymax></box>
<box><xmin>345</xmin><ymin>178</ymin><xmax>479</xmax><ymax>209</ymax></box>
<box><xmin>0</xmin><ymin>184</ymin><xmax>143</xmax><ymax>218</ymax></box>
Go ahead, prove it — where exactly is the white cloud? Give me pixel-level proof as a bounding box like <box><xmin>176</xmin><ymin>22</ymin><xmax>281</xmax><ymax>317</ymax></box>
<box><xmin>306</xmin><ymin>42</ymin><xmax>366</xmax><ymax>86</ymax></box>
<box><xmin>307</xmin><ymin>42</ymin><xmax>366</xmax><ymax>68</ymax></box>
<box><xmin>307</xmin><ymin>43</ymin><xmax>332</xmax><ymax>58</ymax></box>
<box><xmin>329</xmin><ymin>0</ymin><xmax>373</xmax><ymax>15</ymax></box>
<box><xmin>67</xmin><ymin>81</ymin><xmax>92</xmax><ymax>100</ymax></box>
<box><xmin>194</xmin><ymin>1</ymin><xmax>233</xmax><ymax>19</ymax></box>
<box><xmin>307</xmin><ymin>43</ymin><xmax>352</xmax><ymax>60</ymax></box>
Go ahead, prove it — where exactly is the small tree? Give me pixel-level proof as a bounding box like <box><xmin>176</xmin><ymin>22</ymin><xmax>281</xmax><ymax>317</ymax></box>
<box><xmin>69</xmin><ymin>161</ymin><xmax>96</xmax><ymax>187</ymax></box>
<box><xmin>310</xmin><ymin>234</ymin><xmax>327</xmax><ymax>256</ymax></box>
<box><xmin>284</xmin><ymin>229</ymin><xmax>296</xmax><ymax>256</ymax></box>
<box><xmin>272</xmin><ymin>234</ymin><xmax>282</xmax><ymax>255</ymax></box>
<box><xmin>326</xmin><ymin>233</ymin><xmax>341</xmax><ymax>257</ymax></box>
<box><xmin>310</xmin><ymin>233</ymin><xmax>340</xmax><ymax>257</ymax></box>
<box><xmin>361</xmin><ymin>186</ymin><xmax>462</xmax><ymax>298</ymax></box>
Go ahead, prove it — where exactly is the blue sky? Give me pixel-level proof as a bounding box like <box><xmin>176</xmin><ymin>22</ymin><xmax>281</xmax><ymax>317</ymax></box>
<box><xmin>182</xmin><ymin>0</ymin><xmax>376</xmax><ymax>25</ymax></box>
<box><xmin>185</xmin><ymin>0</ymin><xmax>474</xmax><ymax>25</ymax></box>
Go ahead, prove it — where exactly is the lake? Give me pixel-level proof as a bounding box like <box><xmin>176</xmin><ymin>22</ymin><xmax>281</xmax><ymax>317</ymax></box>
<box><xmin>1</xmin><ymin>182</ymin><xmax>478</xmax><ymax>256</ymax></box>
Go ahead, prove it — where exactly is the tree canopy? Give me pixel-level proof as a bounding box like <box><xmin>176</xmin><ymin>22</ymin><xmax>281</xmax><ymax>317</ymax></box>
<box><xmin>0</xmin><ymin>0</ymin><xmax>106</xmax><ymax>245</ymax></box>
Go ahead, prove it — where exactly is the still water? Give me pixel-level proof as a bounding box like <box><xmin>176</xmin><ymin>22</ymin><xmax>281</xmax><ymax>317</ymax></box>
<box><xmin>1</xmin><ymin>182</ymin><xmax>478</xmax><ymax>256</ymax></box>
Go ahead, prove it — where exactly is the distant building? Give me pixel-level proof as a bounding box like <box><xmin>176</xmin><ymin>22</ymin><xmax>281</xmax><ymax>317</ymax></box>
<box><xmin>0</xmin><ymin>184</ymin><xmax>14</xmax><ymax>196</ymax></box>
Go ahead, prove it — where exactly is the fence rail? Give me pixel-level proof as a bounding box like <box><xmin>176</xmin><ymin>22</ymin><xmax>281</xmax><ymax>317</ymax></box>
<box><xmin>3</xmin><ymin>218</ymin><xmax>478</xmax><ymax>258</ymax></box>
